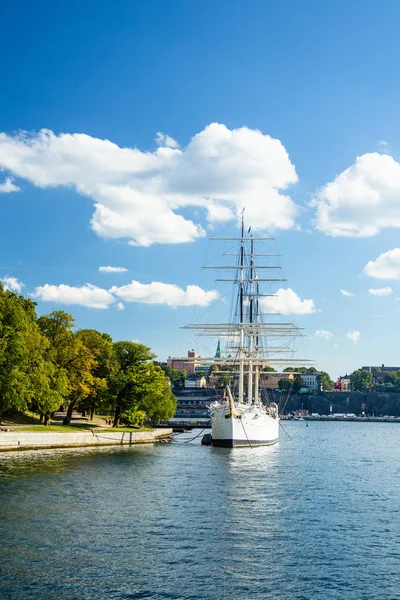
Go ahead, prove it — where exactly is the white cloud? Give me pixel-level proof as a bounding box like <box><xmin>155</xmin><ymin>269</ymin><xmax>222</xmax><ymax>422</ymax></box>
<box><xmin>262</xmin><ymin>288</ymin><xmax>315</xmax><ymax>315</ymax></box>
<box><xmin>32</xmin><ymin>283</ymin><xmax>116</xmax><ymax>309</ymax></box>
<box><xmin>364</xmin><ymin>248</ymin><xmax>400</xmax><ymax>280</ymax></box>
<box><xmin>116</xmin><ymin>301</ymin><xmax>125</xmax><ymax>310</ymax></box>
<box><xmin>0</xmin><ymin>124</ymin><xmax>299</xmax><ymax>246</ymax></box>
<box><xmin>315</xmin><ymin>329</ymin><xmax>333</xmax><ymax>339</ymax></box>
<box><xmin>155</xmin><ymin>132</ymin><xmax>180</xmax><ymax>149</ymax></box>
<box><xmin>368</xmin><ymin>286</ymin><xmax>393</xmax><ymax>296</ymax></box>
<box><xmin>347</xmin><ymin>330</ymin><xmax>360</xmax><ymax>342</ymax></box>
<box><xmin>340</xmin><ymin>289</ymin><xmax>354</xmax><ymax>297</ymax></box>
<box><xmin>313</xmin><ymin>153</ymin><xmax>400</xmax><ymax>237</ymax></box>
<box><xmin>110</xmin><ymin>280</ymin><xmax>219</xmax><ymax>308</ymax></box>
<box><xmin>1</xmin><ymin>276</ymin><xmax>23</xmax><ymax>293</ymax></box>
<box><xmin>99</xmin><ymin>265</ymin><xmax>128</xmax><ymax>273</ymax></box>
<box><xmin>0</xmin><ymin>177</ymin><xmax>20</xmax><ymax>193</ymax></box>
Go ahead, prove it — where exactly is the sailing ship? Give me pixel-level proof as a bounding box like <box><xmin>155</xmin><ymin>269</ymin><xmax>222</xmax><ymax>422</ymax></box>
<box><xmin>183</xmin><ymin>215</ymin><xmax>311</xmax><ymax>448</ymax></box>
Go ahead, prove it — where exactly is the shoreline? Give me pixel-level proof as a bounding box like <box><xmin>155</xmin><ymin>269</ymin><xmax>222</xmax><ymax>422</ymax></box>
<box><xmin>0</xmin><ymin>428</ymin><xmax>173</xmax><ymax>452</ymax></box>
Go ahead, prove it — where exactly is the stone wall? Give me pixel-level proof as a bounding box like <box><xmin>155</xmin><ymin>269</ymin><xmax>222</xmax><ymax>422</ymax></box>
<box><xmin>285</xmin><ymin>391</ymin><xmax>400</xmax><ymax>416</ymax></box>
<box><xmin>0</xmin><ymin>428</ymin><xmax>172</xmax><ymax>451</ymax></box>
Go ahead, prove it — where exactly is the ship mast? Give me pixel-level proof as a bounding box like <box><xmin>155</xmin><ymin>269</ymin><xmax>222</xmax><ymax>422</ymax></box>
<box><xmin>181</xmin><ymin>217</ymin><xmax>313</xmax><ymax>397</ymax></box>
<box><xmin>247</xmin><ymin>232</ymin><xmax>254</xmax><ymax>404</ymax></box>
<box><xmin>238</xmin><ymin>212</ymin><xmax>245</xmax><ymax>404</ymax></box>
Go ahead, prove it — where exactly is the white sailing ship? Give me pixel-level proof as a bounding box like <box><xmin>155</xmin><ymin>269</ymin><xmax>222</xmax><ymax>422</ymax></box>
<box><xmin>183</xmin><ymin>215</ymin><xmax>311</xmax><ymax>448</ymax></box>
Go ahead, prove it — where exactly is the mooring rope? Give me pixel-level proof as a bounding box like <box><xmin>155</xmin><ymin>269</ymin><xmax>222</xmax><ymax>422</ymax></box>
<box><xmin>181</xmin><ymin>424</ymin><xmax>211</xmax><ymax>443</ymax></box>
<box><xmin>240</xmin><ymin>418</ymin><xmax>253</xmax><ymax>449</ymax></box>
<box><xmin>279</xmin><ymin>421</ymin><xmax>293</xmax><ymax>440</ymax></box>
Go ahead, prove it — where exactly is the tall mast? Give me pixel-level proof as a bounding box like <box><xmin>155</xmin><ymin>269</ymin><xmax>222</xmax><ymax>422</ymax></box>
<box><xmin>247</xmin><ymin>232</ymin><xmax>254</xmax><ymax>404</ymax></box>
<box><xmin>238</xmin><ymin>212</ymin><xmax>245</xmax><ymax>405</ymax></box>
<box><xmin>254</xmin><ymin>278</ymin><xmax>260</xmax><ymax>404</ymax></box>
<box><xmin>181</xmin><ymin>216</ymin><xmax>313</xmax><ymax>393</ymax></box>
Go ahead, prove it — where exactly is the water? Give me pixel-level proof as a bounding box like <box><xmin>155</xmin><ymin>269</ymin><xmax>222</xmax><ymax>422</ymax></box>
<box><xmin>1</xmin><ymin>422</ymin><xmax>400</xmax><ymax>599</ymax></box>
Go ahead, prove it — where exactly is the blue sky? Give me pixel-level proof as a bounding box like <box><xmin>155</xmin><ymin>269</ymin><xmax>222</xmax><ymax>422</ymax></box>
<box><xmin>2</xmin><ymin>0</ymin><xmax>400</xmax><ymax>378</ymax></box>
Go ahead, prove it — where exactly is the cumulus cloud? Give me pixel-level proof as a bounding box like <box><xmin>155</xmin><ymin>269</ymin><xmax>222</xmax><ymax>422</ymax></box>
<box><xmin>364</xmin><ymin>248</ymin><xmax>400</xmax><ymax>280</ymax></box>
<box><xmin>313</xmin><ymin>153</ymin><xmax>400</xmax><ymax>237</ymax></box>
<box><xmin>315</xmin><ymin>329</ymin><xmax>333</xmax><ymax>339</ymax></box>
<box><xmin>368</xmin><ymin>286</ymin><xmax>393</xmax><ymax>296</ymax></box>
<box><xmin>31</xmin><ymin>278</ymin><xmax>219</xmax><ymax>309</ymax></box>
<box><xmin>99</xmin><ymin>265</ymin><xmax>128</xmax><ymax>273</ymax></box>
<box><xmin>262</xmin><ymin>288</ymin><xmax>316</xmax><ymax>315</ymax></box>
<box><xmin>340</xmin><ymin>289</ymin><xmax>354</xmax><ymax>297</ymax></box>
<box><xmin>347</xmin><ymin>330</ymin><xmax>361</xmax><ymax>342</ymax></box>
<box><xmin>110</xmin><ymin>280</ymin><xmax>219</xmax><ymax>308</ymax></box>
<box><xmin>32</xmin><ymin>283</ymin><xmax>116</xmax><ymax>309</ymax></box>
<box><xmin>1</xmin><ymin>276</ymin><xmax>23</xmax><ymax>293</ymax></box>
<box><xmin>0</xmin><ymin>177</ymin><xmax>20</xmax><ymax>193</ymax></box>
<box><xmin>0</xmin><ymin>124</ymin><xmax>299</xmax><ymax>246</ymax></box>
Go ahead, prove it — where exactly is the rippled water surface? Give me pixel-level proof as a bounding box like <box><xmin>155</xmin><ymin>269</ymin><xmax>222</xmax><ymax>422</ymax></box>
<box><xmin>1</xmin><ymin>422</ymin><xmax>400</xmax><ymax>599</ymax></box>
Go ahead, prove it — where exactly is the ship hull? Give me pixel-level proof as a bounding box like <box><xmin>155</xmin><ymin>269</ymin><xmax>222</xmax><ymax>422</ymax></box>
<box><xmin>211</xmin><ymin>402</ymin><xmax>279</xmax><ymax>447</ymax></box>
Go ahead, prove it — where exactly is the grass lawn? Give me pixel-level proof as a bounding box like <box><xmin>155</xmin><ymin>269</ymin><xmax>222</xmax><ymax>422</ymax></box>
<box><xmin>17</xmin><ymin>424</ymin><xmax>152</xmax><ymax>433</ymax></box>
<box><xmin>18</xmin><ymin>423</ymin><xmax>103</xmax><ymax>432</ymax></box>
<box><xmin>96</xmin><ymin>427</ymin><xmax>152</xmax><ymax>433</ymax></box>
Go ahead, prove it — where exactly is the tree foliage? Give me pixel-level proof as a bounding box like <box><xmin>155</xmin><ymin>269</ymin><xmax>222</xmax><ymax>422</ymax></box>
<box><xmin>0</xmin><ymin>288</ymin><xmax>176</xmax><ymax>427</ymax></box>
<box><xmin>318</xmin><ymin>371</ymin><xmax>334</xmax><ymax>392</ymax></box>
<box><xmin>161</xmin><ymin>365</ymin><xmax>187</xmax><ymax>389</ymax></box>
<box><xmin>107</xmin><ymin>342</ymin><xmax>176</xmax><ymax>427</ymax></box>
<box><xmin>350</xmin><ymin>370</ymin><xmax>373</xmax><ymax>392</ymax></box>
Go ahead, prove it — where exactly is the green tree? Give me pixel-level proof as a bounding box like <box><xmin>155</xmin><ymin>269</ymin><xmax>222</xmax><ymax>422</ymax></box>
<box><xmin>350</xmin><ymin>370</ymin><xmax>373</xmax><ymax>392</ymax></box>
<box><xmin>384</xmin><ymin>371</ymin><xmax>399</xmax><ymax>386</ymax></box>
<box><xmin>38</xmin><ymin>311</ymin><xmax>98</xmax><ymax>425</ymax></box>
<box><xmin>278</xmin><ymin>374</ymin><xmax>303</xmax><ymax>393</ymax></box>
<box><xmin>318</xmin><ymin>371</ymin><xmax>334</xmax><ymax>391</ymax></box>
<box><xmin>0</xmin><ymin>285</ymin><xmax>41</xmax><ymax>421</ymax></box>
<box><xmin>76</xmin><ymin>329</ymin><xmax>118</xmax><ymax>419</ymax></box>
<box><xmin>108</xmin><ymin>342</ymin><xmax>176</xmax><ymax>427</ymax></box>
<box><xmin>161</xmin><ymin>365</ymin><xmax>187</xmax><ymax>389</ymax></box>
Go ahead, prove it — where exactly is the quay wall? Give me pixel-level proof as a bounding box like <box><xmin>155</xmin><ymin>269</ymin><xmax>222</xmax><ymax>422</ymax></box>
<box><xmin>0</xmin><ymin>428</ymin><xmax>172</xmax><ymax>451</ymax></box>
<box><xmin>286</xmin><ymin>391</ymin><xmax>400</xmax><ymax>416</ymax></box>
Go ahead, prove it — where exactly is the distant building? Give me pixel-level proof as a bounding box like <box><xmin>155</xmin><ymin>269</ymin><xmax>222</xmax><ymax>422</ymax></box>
<box><xmin>334</xmin><ymin>375</ymin><xmax>351</xmax><ymax>391</ymax></box>
<box><xmin>167</xmin><ymin>350</ymin><xmax>199</xmax><ymax>375</ymax></box>
<box><xmin>174</xmin><ymin>388</ymin><xmax>218</xmax><ymax>417</ymax></box>
<box><xmin>184</xmin><ymin>375</ymin><xmax>207</xmax><ymax>389</ymax></box>
<box><xmin>361</xmin><ymin>364</ymin><xmax>400</xmax><ymax>372</ymax></box>
<box><xmin>361</xmin><ymin>365</ymin><xmax>400</xmax><ymax>385</ymax></box>
<box><xmin>302</xmin><ymin>371</ymin><xmax>322</xmax><ymax>391</ymax></box>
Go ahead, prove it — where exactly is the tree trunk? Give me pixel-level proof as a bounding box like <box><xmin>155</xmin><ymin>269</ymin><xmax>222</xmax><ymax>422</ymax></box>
<box><xmin>90</xmin><ymin>406</ymin><xmax>94</xmax><ymax>420</ymax></box>
<box><xmin>81</xmin><ymin>409</ymin><xmax>86</xmax><ymax>417</ymax></box>
<box><xmin>39</xmin><ymin>414</ymin><xmax>44</xmax><ymax>423</ymax></box>
<box><xmin>44</xmin><ymin>412</ymin><xmax>50</xmax><ymax>426</ymax></box>
<box><xmin>63</xmin><ymin>401</ymin><xmax>75</xmax><ymax>425</ymax></box>
<box><xmin>113</xmin><ymin>405</ymin><xmax>121</xmax><ymax>428</ymax></box>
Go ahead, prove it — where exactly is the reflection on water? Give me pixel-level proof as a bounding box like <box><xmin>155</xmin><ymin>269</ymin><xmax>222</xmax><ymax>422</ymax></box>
<box><xmin>1</xmin><ymin>423</ymin><xmax>400</xmax><ymax>599</ymax></box>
